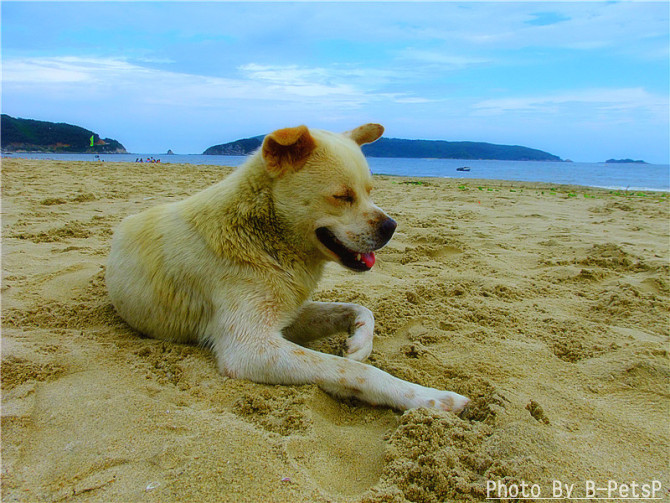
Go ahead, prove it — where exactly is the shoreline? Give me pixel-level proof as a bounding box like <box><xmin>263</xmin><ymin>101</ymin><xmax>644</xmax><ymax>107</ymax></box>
<box><xmin>377</xmin><ymin>173</ymin><xmax>670</xmax><ymax>194</ymax></box>
<box><xmin>2</xmin><ymin>156</ymin><xmax>669</xmax><ymax>194</ymax></box>
<box><xmin>2</xmin><ymin>158</ymin><xmax>669</xmax><ymax>502</ymax></box>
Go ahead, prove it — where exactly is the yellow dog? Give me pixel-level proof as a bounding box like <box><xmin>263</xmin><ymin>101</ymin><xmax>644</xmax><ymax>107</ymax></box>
<box><xmin>107</xmin><ymin>124</ymin><xmax>469</xmax><ymax>412</ymax></box>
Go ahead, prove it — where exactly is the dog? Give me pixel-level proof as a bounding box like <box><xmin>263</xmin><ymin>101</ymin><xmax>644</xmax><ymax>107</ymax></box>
<box><xmin>106</xmin><ymin>124</ymin><xmax>470</xmax><ymax>412</ymax></box>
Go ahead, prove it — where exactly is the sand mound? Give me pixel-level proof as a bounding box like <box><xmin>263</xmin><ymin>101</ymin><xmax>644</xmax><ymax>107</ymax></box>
<box><xmin>2</xmin><ymin>158</ymin><xmax>668</xmax><ymax>502</ymax></box>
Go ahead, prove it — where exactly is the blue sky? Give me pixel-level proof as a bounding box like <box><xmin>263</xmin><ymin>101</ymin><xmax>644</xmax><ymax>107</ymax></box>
<box><xmin>2</xmin><ymin>1</ymin><xmax>668</xmax><ymax>163</ymax></box>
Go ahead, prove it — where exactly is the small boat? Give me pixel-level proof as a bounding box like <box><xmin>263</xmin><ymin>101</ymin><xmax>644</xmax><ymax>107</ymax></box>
<box><xmin>456</xmin><ymin>166</ymin><xmax>471</xmax><ymax>172</ymax></box>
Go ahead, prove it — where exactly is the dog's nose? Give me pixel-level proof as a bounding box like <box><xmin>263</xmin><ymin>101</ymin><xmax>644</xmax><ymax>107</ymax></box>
<box><xmin>378</xmin><ymin>217</ymin><xmax>397</xmax><ymax>243</ymax></box>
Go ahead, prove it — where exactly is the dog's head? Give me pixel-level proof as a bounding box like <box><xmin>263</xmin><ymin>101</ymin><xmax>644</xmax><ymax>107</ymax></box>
<box><xmin>262</xmin><ymin>124</ymin><xmax>396</xmax><ymax>272</ymax></box>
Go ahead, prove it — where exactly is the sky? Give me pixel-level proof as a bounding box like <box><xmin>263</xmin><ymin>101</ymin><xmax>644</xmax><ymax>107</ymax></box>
<box><xmin>2</xmin><ymin>1</ymin><xmax>669</xmax><ymax>163</ymax></box>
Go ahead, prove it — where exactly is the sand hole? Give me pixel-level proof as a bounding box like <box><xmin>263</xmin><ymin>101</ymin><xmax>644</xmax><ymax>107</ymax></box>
<box><xmin>287</xmin><ymin>402</ymin><xmax>395</xmax><ymax>497</ymax></box>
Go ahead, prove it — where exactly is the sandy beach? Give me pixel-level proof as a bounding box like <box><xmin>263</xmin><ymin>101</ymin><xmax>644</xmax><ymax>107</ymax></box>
<box><xmin>2</xmin><ymin>157</ymin><xmax>668</xmax><ymax>502</ymax></box>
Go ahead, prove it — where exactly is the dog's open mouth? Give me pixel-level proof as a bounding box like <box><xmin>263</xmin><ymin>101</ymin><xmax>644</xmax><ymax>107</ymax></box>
<box><xmin>315</xmin><ymin>227</ymin><xmax>376</xmax><ymax>272</ymax></box>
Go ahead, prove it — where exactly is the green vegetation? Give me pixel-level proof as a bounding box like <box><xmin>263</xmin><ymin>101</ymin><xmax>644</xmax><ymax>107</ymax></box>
<box><xmin>362</xmin><ymin>137</ymin><xmax>562</xmax><ymax>161</ymax></box>
<box><xmin>1</xmin><ymin>115</ymin><xmax>126</xmax><ymax>153</ymax></box>
<box><xmin>203</xmin><ymin>136</ymin><xmax>264</xmax><ymax>155</ymax></box>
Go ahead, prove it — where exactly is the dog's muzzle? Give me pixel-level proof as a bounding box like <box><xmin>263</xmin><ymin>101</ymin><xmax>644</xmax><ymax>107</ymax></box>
<box><xmin>316</xmin><ymin>217</ymin><xmax>397</xmax><ymax>272</ymax></box>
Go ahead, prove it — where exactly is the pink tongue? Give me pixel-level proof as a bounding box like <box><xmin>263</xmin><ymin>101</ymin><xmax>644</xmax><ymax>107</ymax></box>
<box><xmin>362</xmin><ymin>252</ymin><xmax>376</xmax><ymax>268</ymax></box>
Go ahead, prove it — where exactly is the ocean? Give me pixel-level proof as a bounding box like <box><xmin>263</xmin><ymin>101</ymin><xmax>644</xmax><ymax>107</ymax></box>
<box><xmin>4</xmin><ymin>152</ymin><xmax>669</xmax><ymax>192</ymax></box>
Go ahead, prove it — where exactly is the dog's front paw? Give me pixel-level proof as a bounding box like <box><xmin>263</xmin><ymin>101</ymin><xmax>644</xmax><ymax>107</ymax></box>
<box><xmin>345</xmin><ymin>335</ymin><xmax>373</xmax><ymax>361</ymax></box>
<box><xmin>345</xmin><ymin>316</ymin><xmax>374</xmax><ymax>362</ymax></box>
<box><xmin>407</xmin><ymin>387</ymin><xmax>470</xmax><ymax>414</ymax></box>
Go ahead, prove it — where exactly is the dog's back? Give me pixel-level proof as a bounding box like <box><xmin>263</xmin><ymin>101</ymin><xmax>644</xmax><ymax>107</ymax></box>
<box><xmin>107</xmin><ymin>202</ymin><xmax>215</xmax><ymax>343</ymax></box>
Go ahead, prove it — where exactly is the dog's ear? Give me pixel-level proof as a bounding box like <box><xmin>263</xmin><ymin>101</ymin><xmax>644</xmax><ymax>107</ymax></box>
<box><xmin>262</xmin><ymin>125</ymin><xmax>316</xmax><ymax>177</ymax></box>
<box><xmin>344</xmin><ymin>123</ymin><xmax>384</xmax><ymax>146</ymax></box>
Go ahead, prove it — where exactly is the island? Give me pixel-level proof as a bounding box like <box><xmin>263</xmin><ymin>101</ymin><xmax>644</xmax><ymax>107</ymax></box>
<box><xmin>204</xmin><ymin>134</ymin><xmax>561</xmax><ymax>161</ymax></box>
<box><xmin>1</xmin><ymin>115</ymin><xmax>126</xmax><ymax>153</ymax></box>
<box><xmin>203</xmin><ymin>136</ymin><xmax>265</xmax><ymax>155</ymax></box>
<box><xmin>605</xmin><ymin>158</ymin><xmax>647</xmax><ymax>164</ymax></box>
<box><xmin>361</xmin><ymin>137</ymin><xmax>561</xmax><ymax>161</ymax></box>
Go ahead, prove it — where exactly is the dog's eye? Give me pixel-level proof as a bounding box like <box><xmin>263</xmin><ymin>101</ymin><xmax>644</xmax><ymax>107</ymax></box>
<box><xmin>330</xmin><ymin>187</ymin><xmax>356</xmax><ymax>205</ymax></box>
<box><xmin>333</xmin><ymin>194</ymin><xmax>355</xmax><ymax>204</ymax></box>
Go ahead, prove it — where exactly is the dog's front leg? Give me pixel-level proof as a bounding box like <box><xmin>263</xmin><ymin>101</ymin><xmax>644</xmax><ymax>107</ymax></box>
<box><xmin>211</xmin><ymin>321</ymin><xmax>469</xmax><ymax>413</ymax></box>
<box><xmin>282</xmin><ymin>301</ymin><xmax>374</xmax><ymax>361</ymax></box>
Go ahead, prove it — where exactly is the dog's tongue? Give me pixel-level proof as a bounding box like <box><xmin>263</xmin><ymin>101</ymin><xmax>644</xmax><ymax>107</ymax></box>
<box><xmin>362</xmin><ymin>252</ymin><xmax>375</xmax><ymax>269</ymax></box>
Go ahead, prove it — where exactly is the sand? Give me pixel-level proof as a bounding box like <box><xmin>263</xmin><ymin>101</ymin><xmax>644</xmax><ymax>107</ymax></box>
<box><xmin>2</xmin><ymin>157</ymin><xmax>668</xmax><ymax>502</ymax></box>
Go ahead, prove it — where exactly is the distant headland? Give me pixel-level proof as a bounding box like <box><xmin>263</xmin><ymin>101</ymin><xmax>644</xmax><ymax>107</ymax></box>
<box><xmin>204</xmin><ymin>134</ymin><xmax>562</xmax><ymax>162</ymax></box>
<box><xmin>1</xmin><ymin>115</ymin><xmax>126</xmax><ymax>153</ymax></box>
<box><xmin>605</xmin><ymin>158</ymin><xmax>647</xmax><ymax>164</ymax></box>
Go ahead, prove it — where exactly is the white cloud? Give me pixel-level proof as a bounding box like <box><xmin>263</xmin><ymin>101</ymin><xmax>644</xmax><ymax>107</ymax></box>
<box><xmin>2</xmin><ymin>57</ymin><xmax>123</xmax><ymax>83</ymax></box>
<box><xmin>397</xmin><ymin>48</ymin><xmax>490</xmax><ymax>69</ymax></box>
<box><xmin>392</xmin><ymin>97</ymin><xmax>434</xmax><ymax>104</ymax></box>
<box><xmin>236</xmin><ymin>63</ymin><xmax>438</xmax><ymax>106</ymax></box>
<box><xmin>237</xmin><ymin>63</ymin><xmax>407</xmax><ymax>97</ymax></box>
<box><xmin>239</xmin><ymin>64</ymin><xmax>331</xmax><ymax>86</ymax></box>
<box><xmin>236</xmin><ymin>63</ymin><xmax>367</xmax><ymax>103</ymax></box>
<box><xmin>392</xmin><ymin>2</ymin><xmax>668</xmax><ymax>58</ymax></box>
<box><xmin>2</xmin><ymin>55</ymin><xmax>439</xmax><ymax>134</ymax></box>
<box><xmin>3</xmin><ymin>56</ymin><xmax>375</xmax><ymax>109</ymax></box>
<box><xmin>472</xmin><ymin>88</ymin><xmax>669</xmax><ymax>122</ymax></box>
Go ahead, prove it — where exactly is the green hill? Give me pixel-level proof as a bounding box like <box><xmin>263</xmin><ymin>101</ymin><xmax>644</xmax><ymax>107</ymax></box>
<box><xmin>1</xmin><ymin>115</ymin><xmax>126</xmax><ymax>153</ymax></box>
<box><xmin>362</xmin><ymin>137</ymin><xmax>561</xmax><ymax>161</ymax></box>
<box><xmin>203</xmin><ymin>136</ymin><xmax>265</xmax><ymax>155</ymax></box>
<box><xmin>203</xmin><ymin>134</ymin><xmax>561</xmax><ymax>161</ymax></box>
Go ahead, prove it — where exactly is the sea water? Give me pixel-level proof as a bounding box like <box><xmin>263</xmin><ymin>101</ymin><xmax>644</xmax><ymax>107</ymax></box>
<box><xmin>4</xmin><ymin>152</ymin><xmax>669</xmax><ymax>191</ymax></box>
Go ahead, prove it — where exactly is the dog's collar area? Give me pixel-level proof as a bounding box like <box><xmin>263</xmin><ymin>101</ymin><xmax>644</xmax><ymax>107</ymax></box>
<box><xmin>315</xmin><ymin>227</ymin><xmax>375</xmax><ymax>272</ymax></box>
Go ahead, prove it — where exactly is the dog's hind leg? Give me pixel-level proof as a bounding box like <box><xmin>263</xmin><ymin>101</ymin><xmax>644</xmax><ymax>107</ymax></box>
<box><xmin>281</xmin><ymin>301</ymin><xmax>374</xmax><ymax>361</ymax></box>
<box><xmin>212</xmin><ymin>327</ymin><xmax>469</xmax><ymax>413</ymax></box>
